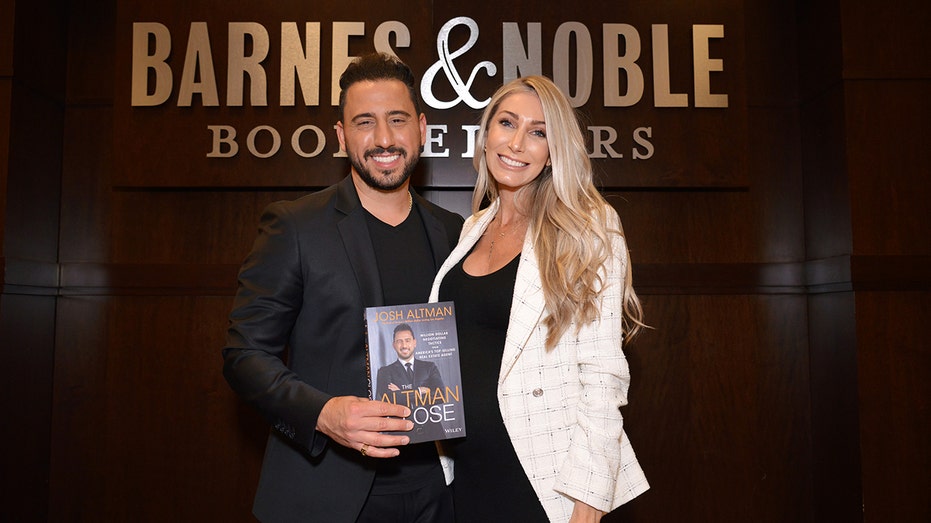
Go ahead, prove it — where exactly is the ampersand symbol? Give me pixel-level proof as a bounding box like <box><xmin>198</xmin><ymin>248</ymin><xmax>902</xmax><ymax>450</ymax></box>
<box><xmin>421</xmin><ymin>17</ymin><xmax>497</xmax><ymax>110</ymax></box>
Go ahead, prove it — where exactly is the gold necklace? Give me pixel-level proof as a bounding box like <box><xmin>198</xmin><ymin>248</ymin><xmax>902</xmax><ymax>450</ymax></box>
<box><xmin>487</xmin><ymin>216</ymin><xmax>526</xmax><ymax>262</ymax></box>
<box><xmin>407</xmin><ymin>191</ymin><xmax>412</xmax><ymax>212</ymax></box>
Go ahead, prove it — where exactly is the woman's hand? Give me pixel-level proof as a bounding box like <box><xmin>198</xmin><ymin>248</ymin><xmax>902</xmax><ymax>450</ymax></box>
<box><xmin>569</xmin><ymin>500</ymin><xmax>605</xmax><ymax>523</ymax></box>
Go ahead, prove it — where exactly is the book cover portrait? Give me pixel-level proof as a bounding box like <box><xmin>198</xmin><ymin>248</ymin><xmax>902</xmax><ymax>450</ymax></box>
<box><xmin>365</xmin><ymin>301</ymin><xmax>466</xmax><ymax>443</ymax></box>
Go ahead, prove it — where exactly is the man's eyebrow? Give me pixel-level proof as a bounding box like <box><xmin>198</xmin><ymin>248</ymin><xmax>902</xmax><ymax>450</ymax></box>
<box><xmin>350</xmin><ymin>112</ymin><xmax>375</xmax><ymax>123</ymax></box>
<box><xmin>350</xmin><ymin>110</ymin><xmax>413</xmax><ymax>124</ymax></box>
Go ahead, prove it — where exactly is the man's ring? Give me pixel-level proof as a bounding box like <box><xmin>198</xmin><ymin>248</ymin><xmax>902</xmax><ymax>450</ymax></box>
<box><xmin>360</xmin><ymin>443</ymin><xmax>369</xmax><ymax>457</ymax></box>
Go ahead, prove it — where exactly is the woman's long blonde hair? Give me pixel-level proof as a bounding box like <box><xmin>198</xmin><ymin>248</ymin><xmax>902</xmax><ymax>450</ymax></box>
<box><xmin>472</xmin><ymin>76</ymin><xmax>645</xmax><ymax>348</ymax></box>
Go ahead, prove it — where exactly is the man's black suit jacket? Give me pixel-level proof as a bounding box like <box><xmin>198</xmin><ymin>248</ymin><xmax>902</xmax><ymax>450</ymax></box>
<box><xmin>223</xmin><ymin>176</ymin><xmax>463</xmax><ymax>523</ymax></box>
<box><xmin>374</xmin><ymin>358</ymin><xmax>444</xmax><ymax>401</ymax></box>
<box><xmin>374</xmin><ymin>358</ymin><xmax>447</xmax><ymax>442</ymax></box>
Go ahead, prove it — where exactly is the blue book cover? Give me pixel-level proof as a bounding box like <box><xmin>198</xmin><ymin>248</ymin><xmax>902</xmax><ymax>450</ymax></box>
<box><xmin>364</xmin><ymin>301</ymin><xmax>466</xmax><ymax>443</ymax></box>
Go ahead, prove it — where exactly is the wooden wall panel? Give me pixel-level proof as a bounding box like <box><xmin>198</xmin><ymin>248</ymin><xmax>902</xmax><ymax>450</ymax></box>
<box><xmin>47</xmin><ymin>14</ymin><xmax>114</xmax><ymax>513</ymax></box>
<box><xmin>796</xmin><ymin>2</ymin><xmax>863</xmax><ymax>519</ymax></box>
<box><xmin>99</xmin><ymin>295</ymin><xmax>265</xmax><ymax>522</ymax></box>
<box><xmin>49</xmin><ymin>296</ymin><xmax>108</xmax><ymax>522</ymax></box>
<box><xmin>5</xmin><ymin>86</ymin><xmax>64</xmax><ymax>262</ymax></box>
<box><xmin>840</xmin><ymin>2</ymin><xmax>931</xmax><ymax>79</ymax></box>
<box><xmin>108</xmin><ymin>190</ymin><xmax>300</xmax><ymax>265</ymax></box>
<box><xmin>0</xmin><ymin>294</ymin><xmax>56</xmax><ymax>523</ymax></box>
<box><xmin>1</xmin><ymin>2</ymin><xmax>67</xmax><ymax>520</ymax></box>
<box><xmin>609</xmin><ymin>294</ymin><xmax>812</xmax><ymax>522</ymax></box>
<box><xmin>63</xmin><ymin>0</ymin><xmax>114</xmax><ymax>106</ymax></box>
<box><xmin>856</xmin><ymin>292</ymin><xmax>931</xmax><ymax>522</ymax></box>
<box><xmin>604</xmin><ymin>190</ymin><xmax>764</xmax><ymax>264</ymax></box>
<box><xmin>59</xmin><ymin>106</ymin><xmax>113</xmax><ymax>262</ymax></box>
<box><xmin>845</xmin><ymin>81</ymin><xmax>931</xmax><ymax>257</ymax></box>
<box><xmin>799</xmin><ymin>83</ymin><xmax>851</xmax><ymax>261</ymax></box>
<box><xmin>0</xmin><ymin>78</ymin><xmax>9</xmax><ymax>253</ymax></box>
<box><xmin>807</xmin><ymin>292</ymin><xmax>862</xmax><ymax>521</ymax></box>
<box><xmin>840</xmin><ymin>3</ymin><xmax>930</xmax><ymax>521</ymax></box>
<box><xmin>0</xmin><ymin>0</ymin><xmax>13</xmax><ymax>77</ymax></box>
<box><xmin>840</xmin><ymin>4</ymin><xmax>931</xmax><ymax>520</ymax></box>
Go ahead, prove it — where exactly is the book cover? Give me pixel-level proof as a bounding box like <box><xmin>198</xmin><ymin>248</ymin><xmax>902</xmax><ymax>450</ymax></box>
<box><xmin>364</xmin><ymin>301</ymin><xmax>466</xmax><ymax>443</ymax></box>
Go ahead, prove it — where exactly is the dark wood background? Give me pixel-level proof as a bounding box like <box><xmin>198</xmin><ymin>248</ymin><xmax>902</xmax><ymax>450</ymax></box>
<box><xmin>2</xmin><ymin>0</ymin><xmax>929</xmax><ymax>521</ymax></box>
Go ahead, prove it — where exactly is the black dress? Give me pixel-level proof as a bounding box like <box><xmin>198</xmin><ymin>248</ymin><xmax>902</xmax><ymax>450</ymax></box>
<box><xmin>439</xmin><ymin>254</ymin><xmax>549</xmax><ymax>522</ymax></box>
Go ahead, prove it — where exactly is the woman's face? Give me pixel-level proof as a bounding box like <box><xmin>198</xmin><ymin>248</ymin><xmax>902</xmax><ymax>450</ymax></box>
<box><xmin>484</xmin><ymin>90</ymin><xmax>551</xmax><ymax>192</ymax></box>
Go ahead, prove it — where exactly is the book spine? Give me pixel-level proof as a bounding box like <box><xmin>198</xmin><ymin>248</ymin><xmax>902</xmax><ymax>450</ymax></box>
<box><xmin>363</xmin><ymin>312</ymin><xmax>373</xmax><ymax>399</ymax></box>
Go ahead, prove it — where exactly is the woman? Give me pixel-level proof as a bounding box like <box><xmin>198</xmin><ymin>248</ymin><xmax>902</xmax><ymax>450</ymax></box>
<box><xmin>429</xmin><ymin>76</ymin><xmax>649</xmax><ymax>522</ymax></box>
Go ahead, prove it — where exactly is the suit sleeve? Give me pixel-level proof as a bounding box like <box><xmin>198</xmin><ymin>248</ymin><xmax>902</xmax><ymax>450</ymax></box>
<box><xmin>552</xmin><ymin>209</ymin><xmax>634</xmax><ymax>512</ymax></box>
<box><xmin>222</xmin><ymin>201</ymin><xmax>332</xmax><ymax>454</ymax></box>
<box><xmin>423</xmin><ymin>361</ymin><xmax>445</xmax><ymax>391</ymax></box>
<box><xmin>374</xmin><ymin>366</ymin><xmax>390</xmax><ymax>400</ymax></box>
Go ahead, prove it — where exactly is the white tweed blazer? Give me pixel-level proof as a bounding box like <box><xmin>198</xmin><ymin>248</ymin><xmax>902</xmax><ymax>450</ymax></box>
<box><xmin>429</xmin><ymin>199</ymin><xmax>649</xmax><ymax>522</ymax></box>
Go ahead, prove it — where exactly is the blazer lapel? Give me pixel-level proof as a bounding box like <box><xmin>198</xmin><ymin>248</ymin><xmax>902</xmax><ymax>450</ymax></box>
<box><xmin>429</xmin><ymin>203</ymin><xmax>496</xmax><ymax>302</ymax></box>
<box><xmin>499</xmin><ymin>234</ymin><xmax>546</xmax><ymax>384</ymax></box>
<box><xmin>414</xmin><ymin>192</ymin><xmax>454</xmax><ymax>270</ymax></box>
<box><xmin>335</xmin><ymin>177</ymin><xmax>384</xmax><ymax>308</ymax></box>
<box><xmin>426</xmin><ymin>199</ymin><xmax>545</xmax><ymax>383</ymax></box>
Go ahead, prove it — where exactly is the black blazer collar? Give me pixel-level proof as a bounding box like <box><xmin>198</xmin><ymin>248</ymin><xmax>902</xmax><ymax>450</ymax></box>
<box><xmin>335</xmin><ymin>175</ymin><xmax>454</xmax><ymax>306</ymax></box>
<box><xmin>412</xmin><ymin>191</ymin><xmax>455</xmax><ymax>270</ymax></box>
<box><xmin>335</xmin><ymin>176</ymin><xmax>383</xmax><ymax>307</ymax></box>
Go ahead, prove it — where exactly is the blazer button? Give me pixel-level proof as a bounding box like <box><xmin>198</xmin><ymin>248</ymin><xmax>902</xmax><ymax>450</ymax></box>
<box><xmin>532</xmin><ymin>388</ymin><xmax>544</xmax><ymax>397</ymax></box>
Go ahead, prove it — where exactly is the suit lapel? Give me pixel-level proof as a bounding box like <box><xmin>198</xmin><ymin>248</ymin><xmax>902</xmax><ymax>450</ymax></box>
<box><xmin>335</xmin><ymin>177</ymin><xmax>384</xmax><ymax>308</ymax></box>
<box><xmin>413</xmin><ymin>193</ymin><xmax>453</xmax><ymax>270</ymax></box>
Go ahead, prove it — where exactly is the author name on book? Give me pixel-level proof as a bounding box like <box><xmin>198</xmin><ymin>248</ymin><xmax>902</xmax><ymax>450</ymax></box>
<box><xmin>370</xmin><ymin>304</ymin><xmax>455</xmax><ymax>324</ymax></box>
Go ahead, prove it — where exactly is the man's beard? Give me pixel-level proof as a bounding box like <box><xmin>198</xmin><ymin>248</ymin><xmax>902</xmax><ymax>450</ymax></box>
<box><xmin>348</xmin><ymin>145</ymin><xmax>419</xmax><ymax>191</ymax></box>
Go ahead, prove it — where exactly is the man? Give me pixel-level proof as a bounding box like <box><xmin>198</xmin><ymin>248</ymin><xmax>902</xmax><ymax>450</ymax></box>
<box><xmin>223</xmin><ymin>53</ymin><xmax>462</xmax><ymax>523</ymax></box>
<box><xmin>375</xmin><ymin>323</ymin><xmax>444</xmax><ymax>400</ymax></box>
<box><xmin>375</xmin><ymin>323</ymin><xmax>447</xmax><ymax>442</ymax></box>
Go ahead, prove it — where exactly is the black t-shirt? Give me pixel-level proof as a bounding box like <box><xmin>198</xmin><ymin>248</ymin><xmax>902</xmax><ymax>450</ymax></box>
<box><xmin>365</xmin><ymin>204</ymin><xmax>445</xmax><ymax>495</ymax></box>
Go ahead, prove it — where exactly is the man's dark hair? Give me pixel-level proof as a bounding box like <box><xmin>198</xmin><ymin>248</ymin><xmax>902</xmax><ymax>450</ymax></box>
<box><xmin>393</xmin><ymin>323</ymin><xmax>415</xmax><ymax>338</ymax></box>
<box><xmin>338</xmin><ymin>52</ymin><xmax>421</xmax><ymax>120</ymax></box>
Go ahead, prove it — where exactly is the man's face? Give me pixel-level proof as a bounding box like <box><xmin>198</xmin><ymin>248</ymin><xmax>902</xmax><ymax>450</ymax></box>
<box><xmin>392</xmin><ymin>330</ymin><xmax>416</xmax><ymax>360</ymax></box>
<box><xmin>336</xmin><ymin>79</ymin><xmax>426</xmax><ymax>191</ymax></box>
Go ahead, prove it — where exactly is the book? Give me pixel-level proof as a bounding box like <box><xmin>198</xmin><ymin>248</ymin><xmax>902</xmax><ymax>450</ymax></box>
<box><xmin>364</xmin><ymin>301</ymin><xmax>466</xmax><ymax>444</ymax></box>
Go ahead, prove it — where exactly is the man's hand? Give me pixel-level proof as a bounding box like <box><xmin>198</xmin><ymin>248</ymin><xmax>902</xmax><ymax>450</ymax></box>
<box><xmin>316</xmin><ymin>396</ymin><xmax>413</xmax><ymax>458</ymax></box>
